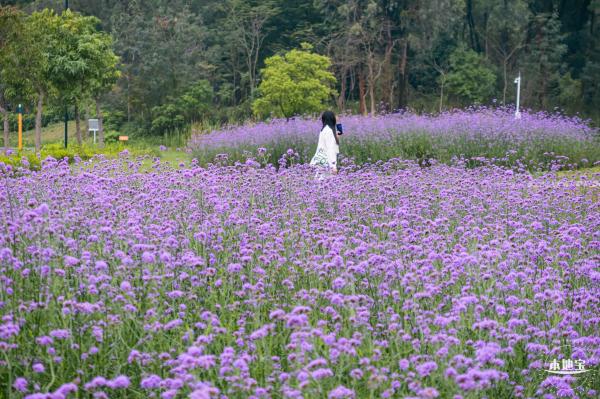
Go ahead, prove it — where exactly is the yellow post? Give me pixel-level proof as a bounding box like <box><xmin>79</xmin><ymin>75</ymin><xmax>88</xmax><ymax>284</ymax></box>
<box><xmin>18</xmin><ymin>107</ymin><xmax>23</xmax><ymax>151</ymax></box>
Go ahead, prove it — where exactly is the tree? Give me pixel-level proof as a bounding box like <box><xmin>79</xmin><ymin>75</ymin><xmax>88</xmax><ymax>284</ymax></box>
<box><xmin>485</xmin><ymin>0</ymin><xmax>530</xmax><ymax>104</ymax></box>
<box><xmin>557</xmin><ymin>72</ymin><xmax>583</xmax><ymax>113</ymax></box>
<box><xmin>150</xmin><ymin>80</ymin><xmax>213</xmax><ymax>135</ymax></box>
<box><xmin>253</xmin><ymin>43</ymin><xmax>337</xmax><ymax>119</ymax></box>
<box><xmin>410</xmin><ymin>0</ymin><xmax>463</xmax><ymax>112</ymax></box>
<box><xmin>109</xmin><ymin>1</ymin><xmax>145</xmax><ymax>123</ymax></box>
<box><xmin>87</xmin><ymin>24</ymin><xmax>120</xmax><ymax>147</ymax></box>
<box><xmin>110</xmin><ymin>3</ymin><xmax>208</xmax><ymax>128</ymax></box>
<box><xmin>23</xmin><ymin>9</ymin><xmax>61</xmax><ymax>152</ymax></box>
<box><xmin>178</xmin><ymin>80</ymin><xmax>213</xmax><ymax>123</ymax></box>
<box><xmin>428</xmin><ymin>39</ymin><xmax>456</xmax><ymax>112</ymax></box>
<box><xmin>226</xmin><ymin>0</ymin><xmax>279</xmax><ymax>100</ymax></box>
<box><xmin>521</xmin><ymin>12</ymin><xmax>567</xmax><ymax>109</ymax></box>
<box><xmin>446</xmin><ymin>46</ymin><xmax>496</xmax><ymax>105</ymax></box>
<box><xmin>581</xmin><ymin>0</ymin><xmax>600</xmax><ymax>117</ymax></box>
<box><xmin>315</xmin><ymin>0</ymin><xmax>368</xmax><ymax>114</ymax></box>
<box><xmin>318</xmin><ymin>0</ymin><xmax>414</xmax><ymax>114</ymax></box>
<box><xmin>49</xmin><ymin>11</ymin><xmax>110</xmax><ymax>146</ymax></box>
<box><xmin>0</xmin><ymin>6</ymin><xmax>23</xmax><ymax>152</ymax></box>
<box><xmin>17</xmin><ymin>9</ymin><xmax>119</xmax><ymax>149</ymax></box>
<box><xmin>151</xmin><ymin>102</ymin><xmax>186</xmax><ymax>134</ymax></box>
<box><xmin>352</xmin><ymin>1</ymin><xmax>392</xmax><ymax>115</ymax></box>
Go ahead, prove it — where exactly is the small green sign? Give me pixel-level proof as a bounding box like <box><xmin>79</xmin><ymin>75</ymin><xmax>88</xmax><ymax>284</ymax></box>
<box><xmin>16</xmin><ymin>104</ymin><xmax>23</xmax><ymax>113</ymax></box>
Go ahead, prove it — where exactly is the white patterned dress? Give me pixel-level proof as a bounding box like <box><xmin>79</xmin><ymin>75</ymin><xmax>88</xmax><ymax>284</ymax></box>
<box><xmin>310</xmin><ymin>125</ymin><xmax>339</xmax><ymax>179</ymax></box>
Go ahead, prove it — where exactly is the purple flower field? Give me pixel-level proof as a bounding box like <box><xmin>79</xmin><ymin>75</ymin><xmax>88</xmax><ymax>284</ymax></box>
<box><xmin>1</xmin><ymin>155</ymin><xmax>599</xmax><ymax>398</ymax></box>
<box><xmin>191</xmin><ymin>109</ymin><xmax>595</xmax><ymax>148</ymax></box>
<box><xmin>188</xmin><ymin>109</ymin><xmax>600</xmax><ymax>170</ymax></box>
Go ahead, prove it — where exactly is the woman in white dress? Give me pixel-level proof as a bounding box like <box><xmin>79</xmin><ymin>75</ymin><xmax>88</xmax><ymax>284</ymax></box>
<box><xmin>310</xmin><ymin>111</ymin><xmax>340</xmax><ymax>178</ymax></box>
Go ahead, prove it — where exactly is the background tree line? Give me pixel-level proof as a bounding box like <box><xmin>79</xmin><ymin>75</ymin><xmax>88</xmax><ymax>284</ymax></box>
<box><xmin>0</xmin><ymin>5</ymin><xmax>118</xmax><ymax>150</ymax></box>
<box><xmin>2</xmin><ymin>0</ymin><xmax>599</xmax><ymax>139</ymax></box>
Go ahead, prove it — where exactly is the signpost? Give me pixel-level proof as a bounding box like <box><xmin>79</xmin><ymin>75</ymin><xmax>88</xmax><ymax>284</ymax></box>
<box><xmin>514</xmin><ymin>72</ymin><xmax>522</xmax><ymax>120</ymax></box>
<box><xmin>17</xmin><ymin>104</ymin><xmax>23</xmax><ymax>151</ymax></box>
<box><xmin>88</xmin><ymin>119</ymin><xmax>99</xmax><ymax>144</ymax></box>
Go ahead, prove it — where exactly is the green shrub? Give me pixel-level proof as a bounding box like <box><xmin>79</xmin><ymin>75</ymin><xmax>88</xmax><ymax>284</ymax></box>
<box><xmin>104</xmin><ymin>130</ymin><xmax>120</xmax><ymax>143</ymax></box>
<box><xmin>103</xmin><ymin>110</ymin><xmax>127</xmax><ymax>131</ymax></box>
<box><xmin>0</xmin><ymin>153</ymin><xmax>41</xmax><ymax>170</ymax></box>
<box><xmin>0</xmin><ymin>142</ymin><xmax>151</xmax><ymax>171</ymax></box>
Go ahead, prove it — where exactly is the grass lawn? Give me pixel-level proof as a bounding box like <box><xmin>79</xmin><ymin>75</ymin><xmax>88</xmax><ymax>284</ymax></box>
<box><xmin>5</xmin><ymin>122</ymin><xmax>192</xmax><ymax>163</ymax></box>
<box><xmin>136</xmin><ymin>150</ymin><xmax>190</xmax><ymax>172</ymax></box>
<box><xmin>6</xmin><ymin>121</ymin><xmax>80</xmax><ymax>148</ymax></box>
<box><xmin>557</xmin><ymin>165</ymin><xmax>600</xmax><ymax>177</ymax></box>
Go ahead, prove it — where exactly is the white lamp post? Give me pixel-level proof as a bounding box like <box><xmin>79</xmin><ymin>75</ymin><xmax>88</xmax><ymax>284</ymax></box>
<box><xmin>514</xmin><ymin>72</ymin><xmax>522</xmax><ymax>120</ymax></box>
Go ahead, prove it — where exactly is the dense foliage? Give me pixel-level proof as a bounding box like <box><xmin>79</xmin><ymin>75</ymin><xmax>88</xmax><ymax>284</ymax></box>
<box><xmin>2</xmin><ymin>0</ymin><xmax>600</xmax><ymax>137</ymax></box>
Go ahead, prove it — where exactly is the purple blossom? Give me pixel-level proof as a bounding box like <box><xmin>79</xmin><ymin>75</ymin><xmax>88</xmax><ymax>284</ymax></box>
<box><xmin>13</xmin><ymin>377</ymin><xmax>28</xmax><ymax>392</ymax></box>
<box><xmin>161</xmin><ymin>389</ymin><xmax>179</xmax><ymax>399</ymax></box>
<box><xmin>63</xmin><ymin>256</ymin><xmax>79</xmax><ymax>267</ymax></box>
<box><xmin>419</xmin><ymin>387</ymin><xmax>440</xmax><ymax>398</ymax></box>
<box><xmin>49</xmin><ymin>329</ymin><xmax>70</xmax><ymax>339</ymax></box>
<box><xmin>312</xmin><ymin>368</ymin><xmax>334</xmax><ymax>380</ymax></box>
<box><xmin>141</xmin><ymin>251</ymin><xmax>155</xmax><ymax>263</ymax></box>
<box><xmin>108</xmin><ymin>375</ymin><xmax>130</xmax><ymax>389</ymax></box>
<box><xmin>416</xmin><ymin>361</ymin><xmax>438</xmax><ymax>377</ymax></box>
<box><xmin>140</xmin><ymin>374</ymin><xmax>162</xmax><ymax>389</ymax></box>
<box><xmin>35</xmin><ymin>336</ymin><xmax>52</xmax><ymax>346</ymax></box>
<box><xmin>328</xmin><ymin>385</ymin><xmax>355</xmax><ymax>399</ymax></box>
<box><xmin>32</xmin><ymin>363</ymin><xmax>45</xmax><ymax>373</ymax></box>
<box><xmin>84</xmin><ymin>376</ymin><xmax>108</xmax><ymax>390</ymax></box>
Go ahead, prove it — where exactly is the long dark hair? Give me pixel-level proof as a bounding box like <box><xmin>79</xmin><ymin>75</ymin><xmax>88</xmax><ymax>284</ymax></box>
<box><xmin>321</xmin><ymin>110</ymin><xmax>339</xmax><ymax>145</ymax></box>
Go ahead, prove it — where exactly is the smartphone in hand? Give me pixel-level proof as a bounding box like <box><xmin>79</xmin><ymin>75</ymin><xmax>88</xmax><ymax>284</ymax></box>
<box><xmin>336</xmin><ymin>123</ymin><xmax>343</xmax><ymax>135</ymax></box>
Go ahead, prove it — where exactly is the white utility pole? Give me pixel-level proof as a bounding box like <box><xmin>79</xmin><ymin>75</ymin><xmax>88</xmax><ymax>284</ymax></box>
<box><xmin>514</xmin><ymin>72</ymin><xmax>522</xmax><ymax>119</ymax></box>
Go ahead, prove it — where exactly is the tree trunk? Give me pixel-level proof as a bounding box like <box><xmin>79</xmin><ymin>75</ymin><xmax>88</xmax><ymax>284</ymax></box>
<box><xmin>389</xmin><ymin>84</ymin><xmax>395</xmax><ymax>112</ymax></box>
<box><xmin>502</xmin><ymin>59</ymin><xmax>508</xmax><ymax>105</ymax></box>
<box><xmin>439</xmin><ymin>77</ymin><xmax>445</xmax><ymax>113</ymax></box>
<box><xmin>385</xmin><ymin>23</ymin><xmax>395</xmax><ymax>110</ymax></box>
<box><xmin>398</xmin><ymin>39</ymin><xmax>409</xmax><ymax>109</ymax></box>
<box><xmin>483</xmin><ymin>12</ymin><xmax>489</xmax><ymax>58</ymax></box>
<box><xmin>0</xmin><ymin>94</ymin><xmax>8</xmax><ymax>153</ymax></box>
<box><xmin>75</xmin><ymin>105</ymin><xmax>82</xmax><ymax>146</ymax></box>
<box><xmin>2</xmin><ymin>108</ymin><xmax>8</xmax><ymax>154</ymax></box>
<box><xmin>95</xmin><ymin>98</ymin><xmax>104</xmax><ymax>147</ymax></box>
<box><xmin>337</xmin><ymin>67</ymin><xmax>347</xmax><ymax>111</ymax></box>
<box><xmin>349</xmin><ymin>68</ymin><xmax>356</xmax><ymax>101</ymax></box>
<box><xmin>540</xmin><ymin>73</ymin><xmax>547</xmax><ymax>108</ymax></box>
<box><xmin>85</xmin><ymin>104</ymin><xmax>91</xmax><ymax>133</ymax></box>
<box><xmin>369</xmin><ymin>77</ymin><xmax>376</xmax><ymax>115</ymax></box>
<box><xmin>466</xmin><ymin>0</ymin><xmax>480</xmax><ymax>52</ymax></box>
<box><xmin>35</xmin><ymin>91</ymin><xmax>43</xmax><ymax>152</ymax></box>
<box><xmin>248</xmin><ymin>53</ymin><xmax>255</xmax><ymax>100</ymax></box>
<box><xmin>358</xmin><ymin>68</ymin><xmax>367</xmax><ymax>116</ymax></box>
<box><xmin>232</xmin><ymin>52</ymin><xmax>239</xmax><ymax>106</ymax></box>
<box><xmin>126</xmin><ymin>70</ymin><xmax>131</xmax><ymax>122</ymax></box>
